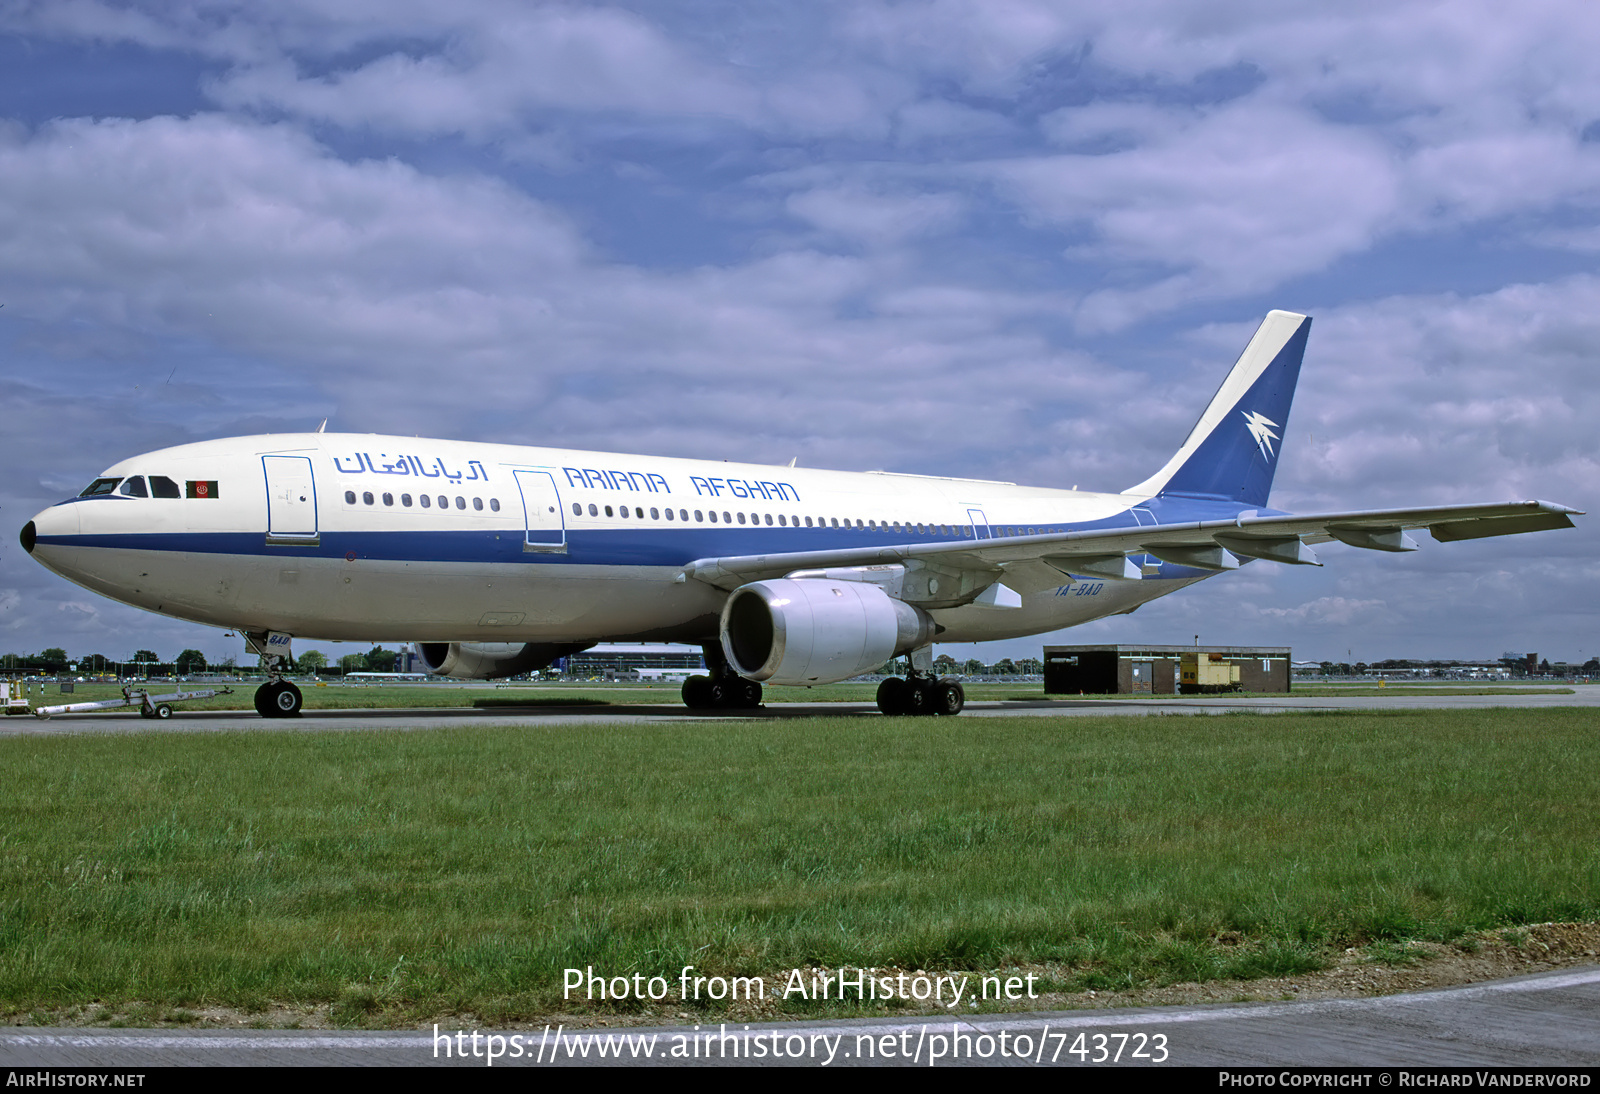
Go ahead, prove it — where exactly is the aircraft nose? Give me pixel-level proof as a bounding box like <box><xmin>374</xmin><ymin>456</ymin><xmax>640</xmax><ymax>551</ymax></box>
<box><xmin>24</xmin><ymin>503</ymin><xmax>84</xmax><ymax>583</ymax></box>
<box><xmin>24</xmin><ymin>502</ymin><xmax>81</xmax><ymax>559</ymax></box>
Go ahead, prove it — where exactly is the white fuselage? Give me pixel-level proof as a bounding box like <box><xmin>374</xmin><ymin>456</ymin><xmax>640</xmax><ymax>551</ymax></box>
<box><xmin>26</xmin><ymin>433</ymin><xmax>1213</xmax><ymax>648</ymax></box>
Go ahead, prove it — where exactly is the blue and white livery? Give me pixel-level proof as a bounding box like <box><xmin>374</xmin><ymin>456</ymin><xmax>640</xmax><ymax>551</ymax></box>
<box><xmin>21</xmin><ymin>311</ymin><xmax>1581</xmax><ymax>716</ymax></box>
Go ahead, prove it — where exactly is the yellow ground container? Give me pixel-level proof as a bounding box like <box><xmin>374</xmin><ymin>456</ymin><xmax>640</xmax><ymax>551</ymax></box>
<box><xmin>1180</xmin><ymin>652</ymin><xmax>1242</xmax><ymax>692</ymax></box>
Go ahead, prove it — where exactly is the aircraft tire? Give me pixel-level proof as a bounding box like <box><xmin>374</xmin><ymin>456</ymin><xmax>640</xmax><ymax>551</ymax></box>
<box><xmin>933</xmin><ymin>681</ymin><xmax>965</xmax><ymax>716</ymax></box>
<box><xmin>255</xmin><ymin>680</ymin><xmax>303</xmax><ymax>718</ymax></box>
<box><xmin>736</xmin><ymin>678</ymin><xmax>762</xmax><ymax>708</ymax></box>
<box><xmin>706</xmin><ymin>677</ymin><xmax>762</xmax><ymax>709</ymax></box>
<box><xmin>904</xmin><ymin>680</ymin><xmax>933</xmax><ymax>716</ymax></box>
<box><xmin>272</xmin><ymin>681</ymin><xmax>304</xmax><ymax>718</ymax></box>
<box><xmin>876</xmin><ymin>677</ymin><xmax>908</xmax><ymax>715</ymax></box>
<box><xmin>138</xmin><ymin>706</ymin><xmax>154</xmax><ymax>719</ymax></box>
<box><xmin>153</xmin><ymin>703</ymin><xmax>173</xmax><ymax>720</ymax></box>
<box><xmin>682</xmin><ymin>675</ymin><xmax>714</xmax><ymax>709</ymax></box>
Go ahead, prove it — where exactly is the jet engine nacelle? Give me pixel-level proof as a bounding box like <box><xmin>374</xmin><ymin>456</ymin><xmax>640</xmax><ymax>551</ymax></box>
<box><xmin>720</xmin><ymin>578</ymin><xmax>937</xmax><ymax>686</ymax></box>
<box><xmin>414</xmin><ymin>641</ymin><xmax>579</xmax><ymax>680</ymax></box>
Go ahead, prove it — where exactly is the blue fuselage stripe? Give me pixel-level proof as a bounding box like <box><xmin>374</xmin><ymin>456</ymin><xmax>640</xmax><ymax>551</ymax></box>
<box><xmin>34</xmin><ymin>497</ymin><xmax>1268</xmax><ymax>568</ymax></box>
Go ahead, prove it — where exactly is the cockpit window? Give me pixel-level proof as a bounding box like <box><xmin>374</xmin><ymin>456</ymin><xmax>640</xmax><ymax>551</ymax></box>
<box><xmin>150</xmin><ymin>476</ymin><xmax>181</xmax><ymax>499</ymax></box>
<box><xmin>118</xmin><ymin>476</ymin><xmax>148</xmax><ymax>498</ymax></box>
<box><xmin>80</xmin><ymin>477</ymin><xmax>122</xmax><ymax>497</ymax></box>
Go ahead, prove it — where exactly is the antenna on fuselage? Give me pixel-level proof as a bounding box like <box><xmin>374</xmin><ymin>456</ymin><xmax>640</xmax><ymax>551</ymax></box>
<box><xmin>316</xmin><ymin>419</ymin><xmax>328</xmax><ymax>433</ymax></box>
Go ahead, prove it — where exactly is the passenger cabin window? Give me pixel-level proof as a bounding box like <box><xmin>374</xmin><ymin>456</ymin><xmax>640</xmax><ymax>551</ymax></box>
<box><xmin>421</xmin><ymin>495</ymin><xmax>431</xmax><ymax>508</ymax></box>
<box><xmin>402</xmin><ymin>494</ymin><xmax>413</xmax><ymax>507</ymax></box>
<box><xmin>345</xmin><ymin>490</ymin><xmax>357</xmax><ymax>504</ymax></box>
<box><xmin>150</xmin><ymin>476</ymin><xmax>181</xmax><ymax>499</ymax></box>
<box><xmin>383</xmin><ymin>493</ymin><xmax>394</xmax><ymax>506</ymax></box>
<box><xmin>473</xmin><ymin>497</ymin><xmax>483</xmax><ymax>511</ymax></box>
<box><xmin>490</xmin><ymin>499</ymin><xmax>500</xmax><ymax>512</ymax></box>
<box><xmin>118</xmin><ymin>476</ymin><xmax>148</xmax><ymax>498</ymax></box>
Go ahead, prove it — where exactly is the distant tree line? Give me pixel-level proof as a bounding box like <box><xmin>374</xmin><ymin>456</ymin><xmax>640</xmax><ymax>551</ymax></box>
<box><xmin>1313</xmin><ymin>656</ymin><xmax>1599</xmax><ymax>676</ymax></box>
<box><xmin>874</xmin><ymin>654</ymin><xmax>1045</xmax><ymax>676</ymax></box>
<box><xmin>0</xmin><ymin>648</ymin><xmax>227</xmax><ymax>675</ymax></box>
<box><xmin>2</xmin><ymin>645</ymin><xmax>401</xmax><ymax>676</ymax></box>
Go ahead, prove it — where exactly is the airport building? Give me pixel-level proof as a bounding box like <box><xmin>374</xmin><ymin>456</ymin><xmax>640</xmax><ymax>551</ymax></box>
<box><xmin>1043</xmin><ymin>644</ymin><xmax>1292</xmax><ymax>695</ymax></box>
<box><xmin>559</xmin><ymin>644</ymin><xmax>705</xmax><ymax>681</ymax></box>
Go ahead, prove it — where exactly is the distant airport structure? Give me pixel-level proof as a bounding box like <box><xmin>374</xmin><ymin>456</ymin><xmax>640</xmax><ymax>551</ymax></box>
<box><xmin>559</xmin><ymin>644</ymin><xmax>705</xmax><ymax>681</ymax></box>
<box><xmin>1044</xmin><ymin>644</ymin><xmax>1292</xmax><ymax>695</ymax></box>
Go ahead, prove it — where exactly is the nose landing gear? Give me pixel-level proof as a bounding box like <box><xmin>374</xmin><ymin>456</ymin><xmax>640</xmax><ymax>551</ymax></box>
<box><xmin>244</xmin><ymin>630</ymin><xmax>303</xmax><ymax>718</ymax></box>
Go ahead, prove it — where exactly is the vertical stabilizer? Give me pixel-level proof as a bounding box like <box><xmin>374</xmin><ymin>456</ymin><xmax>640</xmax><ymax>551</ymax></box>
<box><xmin>1124</xmin><ymin>310</ymin><xmax>1310</xmax><ymax>507</ymax></box>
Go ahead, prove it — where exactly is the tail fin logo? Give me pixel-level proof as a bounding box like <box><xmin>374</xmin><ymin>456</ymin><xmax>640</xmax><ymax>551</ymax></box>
<box><xmin>1241</xmin><ymin>410</ymin><xmax>1280</xmax><ymax>461</ymax></box>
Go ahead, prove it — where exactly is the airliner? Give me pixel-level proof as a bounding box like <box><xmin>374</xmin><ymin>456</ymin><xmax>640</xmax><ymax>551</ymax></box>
<box><xmin>20</xmin><ymin>311</ymin><xmax>1581</xmax><ymax>717</ymax></box>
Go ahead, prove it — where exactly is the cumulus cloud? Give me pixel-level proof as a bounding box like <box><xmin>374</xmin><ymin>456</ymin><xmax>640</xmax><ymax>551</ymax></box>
<box><xmin>995</xmin><ymin>98</ymin><xmax>1404</xmax><ymax>327</ymax></box>
<box><xmin>0</xmin><ymin>112</ymin><xmax>1138</xmax><ymax>475</ymax></box>
<box><xmin>1277</xmin><ymin>279</ymin><xmax>1600</xmax><ymax>515</ymax></box>
<box><xmin>208</xmin><ymin>8</ymin><xmax>761</xmax><ymax>138</ymax></box>
<box><xmin>1257</xmin><ymin>596</ymin><xmax>1394</xmax><ymax>628</ymax></box>
<box><xmin>785</xmin><ymin>185</ymin><xmax>965</xmax><ymax>248</ymax></box>
<box><xmin>11</xmin><ymin>1</ymin><xmax>1600</xmax><ymax>325</ymax></box>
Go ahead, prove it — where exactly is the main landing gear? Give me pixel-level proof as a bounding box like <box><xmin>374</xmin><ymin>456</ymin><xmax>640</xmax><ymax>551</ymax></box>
<box><xmin>682</xmin><ymin>674</ymin><xmax>763</xmax><ymax>710</ymax></box>
<box><xmin>681</xmin><ymin>643</ymin><xmax>764</xmax><ymax>710</ymax></box>
<box><xmin>876</xmin><ymin>674</ymin><xmax>965</xmax><ymax>716</ymax></box>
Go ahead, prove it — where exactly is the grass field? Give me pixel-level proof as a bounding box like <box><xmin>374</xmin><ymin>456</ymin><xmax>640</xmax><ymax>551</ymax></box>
<box><xmin>2</xmin><ymin>707</ymin><xmax>1596</xmax><ymax>1025</ymax></box>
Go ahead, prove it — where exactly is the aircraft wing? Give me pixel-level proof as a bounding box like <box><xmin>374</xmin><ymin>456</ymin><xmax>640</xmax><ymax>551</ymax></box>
<box><xmin>681</xmin><ymin>499</ymin><xmax>1582</xmax><ymax>593</ymax></box>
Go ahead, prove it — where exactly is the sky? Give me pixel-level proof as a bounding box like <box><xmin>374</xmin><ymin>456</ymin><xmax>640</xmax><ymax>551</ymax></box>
<box><xmin>1</xmin><ymin>0</ymin><xmax>1597</xmax><ymax>670</ymax></box>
